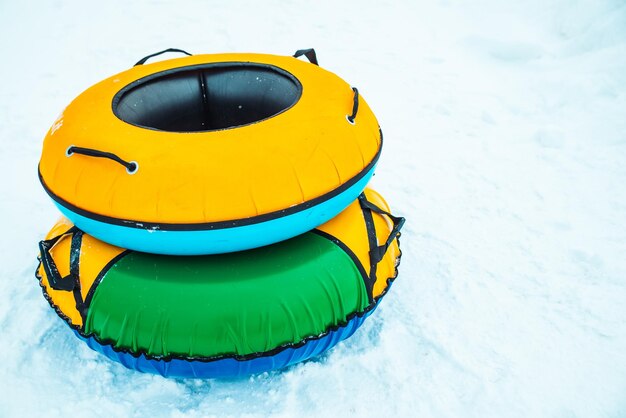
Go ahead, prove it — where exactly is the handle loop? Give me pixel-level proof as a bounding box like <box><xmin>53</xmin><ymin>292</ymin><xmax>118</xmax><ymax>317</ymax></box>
<box><xmin>358</xmin><ymin>194</ymin><xmax>405</xmax><ymax>264</ymax></box>
<box><xmin>293</xmin><ymin>48</ymin><xmax>318</xmax><ymax>66</ymax></box>
<box><xmin>66</xmin><ymin>146</ymin><xmax>138</xmax><ymax>174</ymax></box>
<box><xmin>347</xmin><ymin>87</ymin><xmax>359</xmax><ymax>124</ymax></box>
<box><xmin>134</xmin><ymin>48</ymin><xmax>193</xmax><ymax>66</ymax></box>
<box><xmin>38</xmin><ymin>227</ymin><xmax>83</xmax><ymax>292</ymax></box>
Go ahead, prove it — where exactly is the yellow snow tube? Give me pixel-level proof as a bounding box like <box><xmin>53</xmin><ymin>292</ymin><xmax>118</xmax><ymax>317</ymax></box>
<box><xmin>38</xmin><ymin>49</ymin><xmax>382</xmax><ymax>255</ymax></box>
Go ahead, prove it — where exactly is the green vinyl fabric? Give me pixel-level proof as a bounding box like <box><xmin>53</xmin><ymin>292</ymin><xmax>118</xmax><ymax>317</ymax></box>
<box><xmin>84</xmin><ymin>232</ymin><xmax>369</xmax><ymax>359</ymax></box>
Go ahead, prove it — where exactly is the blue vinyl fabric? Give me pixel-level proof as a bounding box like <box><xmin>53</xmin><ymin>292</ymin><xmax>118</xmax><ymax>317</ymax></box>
<box><xmin>55</xmin><ymin>166</ymin><xmax>376</xmax><ymax>255</ymax></box>
<box><xmin>75</xmin><ymin>307</ymin><xmax>378</xmax><ymax>379</ymax></box>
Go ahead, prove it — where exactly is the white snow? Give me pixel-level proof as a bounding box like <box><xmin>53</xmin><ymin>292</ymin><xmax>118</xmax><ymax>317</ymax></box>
<box><xmin>1</xmin><ymin>1</ymin><xmax>625</xmax><ymax>417</ymax></box>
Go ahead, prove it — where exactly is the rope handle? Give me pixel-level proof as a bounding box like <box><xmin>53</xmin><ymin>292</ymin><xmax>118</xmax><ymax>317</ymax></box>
<box><xmin>358</xmin><ymin>194</ymin><xmax>405</xmax><ymax>264</ymax></box>
<box><xmin>38</xmin><ymin>227</ymin><xmax>83</xmax><ymax>292</ymax></box>
<box><xmin>134</xmin><ymin>48</ymin><xmax>193</xmax><ymax>66</ymax></box>
<box><xmin>347</xmin><ymin>87</ymin><xmax>359</xmax><ymax>124</ymax></box>
<box><xmin>293</xmin><ymin>48</ymin><xmax>318</xmax><ymax>66</ymax></box>
<box><xmin>66</xmin><ymin>146</ymin><xmax>138</xmax><ymax>174</ymax></box>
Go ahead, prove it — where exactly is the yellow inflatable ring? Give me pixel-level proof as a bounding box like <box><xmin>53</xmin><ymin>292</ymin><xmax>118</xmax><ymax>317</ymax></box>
<box><xmin>36</xmin><ymin>188</ymin><xmax>404</xmax><ymax>378</ymax></box>
<box><xmin>38</xmin><ymin>49</ymin><xmax>383</xmax><ymax>255</ymax></box>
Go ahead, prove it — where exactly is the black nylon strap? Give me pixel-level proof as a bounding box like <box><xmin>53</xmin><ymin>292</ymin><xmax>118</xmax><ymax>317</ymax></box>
<box><xmin>38</xmin><ymin>227</ymin><xmax>83</xmax><ymax>292</ymax></box>
<box><xmin>134</xmin><ymin>48</ymin><xmax>192</xmax><ymax>66</ymax></box>
<box><xmin>66</xmin><ymin>146</ymin><xmax>137</xmax><ymax>174</ymax></box>
<box><xmin>293</xmin><ymin>48</ymin><xmax>318</xmax><ymax>65</ymax></box>
<box><xmin>358</xmin><ymin>194</ymin><xmax>406</xmax><ymax>265</ymax></box>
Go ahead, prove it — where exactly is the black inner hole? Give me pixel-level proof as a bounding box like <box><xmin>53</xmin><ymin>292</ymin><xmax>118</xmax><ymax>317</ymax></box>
<box><xmin>113</xmin><ymin>64</ymin><xmax>301</xmax><ymax>132</ymax></box>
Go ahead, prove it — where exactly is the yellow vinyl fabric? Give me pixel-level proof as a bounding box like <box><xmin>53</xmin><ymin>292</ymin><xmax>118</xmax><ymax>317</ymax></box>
<box><xmin>38</xmin><ymin>53</ymin><xmax>382</xmax><ymax>225</ymax></box>
<box><xmin>36</xmin><ymin>218</ymin><xmax>126</xmax><ymax>328</ymax></box>
<box><xmin>317</xmin><ymin>188</ymin><xmax>401</xmax><ymax>298</ymax></box>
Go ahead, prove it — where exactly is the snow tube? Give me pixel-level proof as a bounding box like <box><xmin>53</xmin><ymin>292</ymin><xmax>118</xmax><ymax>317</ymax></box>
<box><xmin>38</xmin><ymin>48</ymin><xmax>382</xmax><ymax>255</ymax></box>
<box><xmin>36</xmin><ymin>189</ymin><xmax>403</xmax><ymax>379</ymax></box>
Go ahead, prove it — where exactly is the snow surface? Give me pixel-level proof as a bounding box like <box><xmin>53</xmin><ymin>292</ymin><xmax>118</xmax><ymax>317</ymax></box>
<box><xmin>1</xmin><ymin>0</ymin><xmax>626</xmax><ymax>417</ymax></box>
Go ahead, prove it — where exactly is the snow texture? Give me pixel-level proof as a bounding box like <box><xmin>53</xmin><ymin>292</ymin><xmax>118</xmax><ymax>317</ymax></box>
<box><xmin>1</xmin><ymin>1</ymin><xmax>626</xmax><ymax>417</ymax></box>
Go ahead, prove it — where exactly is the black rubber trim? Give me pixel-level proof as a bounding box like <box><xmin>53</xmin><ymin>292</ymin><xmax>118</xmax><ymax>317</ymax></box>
<box><xmin>82</xmin><ymin>250</ymin><xmax>132</xmax><ymax>315</ymax></box>
<box><xmin>311</xmin><ymin>229</ymin><xmax>373</xmax><ymax>302</ymax></box>
<box><xmin>37</xmin><ymin>131</ymin><xmax>382</xmax><ymax>231</ymax></box>
<box><xmin>36</xmin><ymin>229</ymin><xmax>402</xmax><ymax>364</ymax></box>
<box><xmin>111</xmin><ymin>62</ymin><xmax>303</xmax><ymax>133</ymax></box>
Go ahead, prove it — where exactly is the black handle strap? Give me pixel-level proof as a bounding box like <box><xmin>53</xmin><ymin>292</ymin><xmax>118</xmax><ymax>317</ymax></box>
<box><xmin>347</xmin><ymin>87</ymin><xmax>359</xmax><ymax>124</ymax></box>
<box><xmin>293</xmin><ymin>48</ymin><xmax>318</xmax><ymax>66</ymax></box>
<box><xmin>134</xmin><ymin>48</ymin><xmax>193</xmax><ymax>66</ymax></box>
<box><xmin>39</xmin><ymin>227</ymin><xmax>83</xmax><ymax>292</ymax></box>
<box><xmin>66</xmin><ymin>146</ymin><xmax>138</xmax><ymax>174</ymax></box>
<box><xmin>358</xmin><ymin>194</ymin><xmax>405</xmax><ymax>264</ymax></box>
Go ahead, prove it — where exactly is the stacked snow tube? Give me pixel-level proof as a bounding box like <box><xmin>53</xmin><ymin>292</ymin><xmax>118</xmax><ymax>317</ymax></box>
<box><xmin>36</xmin><ymin>48</ymin><xmax>404</xmax><ymax>378</ymax></box>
